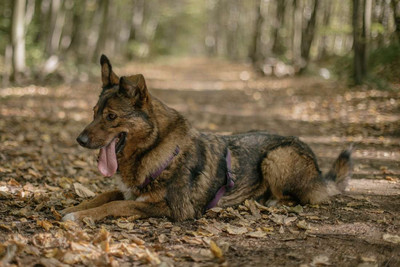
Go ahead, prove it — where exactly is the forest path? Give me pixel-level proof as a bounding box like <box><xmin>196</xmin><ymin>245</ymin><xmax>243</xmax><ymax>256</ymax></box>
<box><xmin>0</xmin><ymin>58</ymin><xmax>399</xmax><ymax>266</ymax></box>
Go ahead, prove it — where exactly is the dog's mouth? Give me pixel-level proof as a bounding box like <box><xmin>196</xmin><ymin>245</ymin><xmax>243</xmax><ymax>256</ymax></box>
<box><xmin>97</xmin><ymin>132</ymin><xmax>126</xmax><ymax>177</ymax></box>
<box><xmin>115</xmin><ymin>132</ymin><xmax>127</xmax><ymax>154</ymax></box>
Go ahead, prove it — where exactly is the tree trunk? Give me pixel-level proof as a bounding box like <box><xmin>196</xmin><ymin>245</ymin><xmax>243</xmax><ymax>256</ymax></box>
<box><xmin>11</xmin><ymin>0</ymin><xmax>26</xmax><ymax>82</ymax></box>
<box><xmin>45</xmin><ymin>0</ymin><xmax>65</xmax><ymax>56</ymax></box>
<box><xmin>392</xmin><ymin>0</ymin><xmax>400</xmax><ymax>42</ymax></box>
<box><xmin>292</xmin><ymin>0</ymin><xmax>302</xmax><ymax>67</ymax></box>
<box><xmin>93</xmin><ymin>0</ymin><xmax>110</xmax><ymax>61</ymax></box>
<box><xmin>299</xmin><ymin>0</ymin><xmax>320</xmax><ymax>73</ymax></box>
<box><xmin>69</xmin><ymin>1</ymin><xmax>86</xmax><ymax>57</ymax></box>
<box><xmin>362</xmin><ymin>0</ymin><xmax>372</xmax><ymax>75</ymax></box>
<box><xmin>353</xmin><ymin>0</ymin><xmax>368</xmax><ymax>85</ymax></box>
<box><xmin>317</xmin><ymin>0</ymin><xmax>332</xmax><ymax>59</ymax></box>
<box><xmin>272</xmin><ymin>0</ymin><xmax>286</xmax><ymax>55</ymax></box>
<box><xmin>249</xmin><ymin>0</ymin><xmax>264</xmax><ymax>64</ymax></box>
<box><xmin>130</xmin><ymin>0</ymin><xmax>145</xmax><ymax>42</ymax></box>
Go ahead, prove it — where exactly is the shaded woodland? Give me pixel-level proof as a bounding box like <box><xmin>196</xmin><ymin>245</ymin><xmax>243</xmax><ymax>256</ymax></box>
<box><xmin>1</xmin><ymin>0</ymin><xmax>400</xmax><ymax>86</ymax></box>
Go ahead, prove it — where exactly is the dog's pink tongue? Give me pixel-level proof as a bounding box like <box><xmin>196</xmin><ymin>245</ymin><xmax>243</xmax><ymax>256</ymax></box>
<box><xmin>98</xmin><ymin>139</ymin><xmax>118</xmax><ymax>177</ymax></box>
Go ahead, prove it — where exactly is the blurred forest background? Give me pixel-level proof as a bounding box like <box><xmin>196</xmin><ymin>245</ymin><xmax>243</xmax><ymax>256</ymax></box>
<box><xmin>1</xmin><ymin>0</ymin><xmax>400</xmax><ymax>87</ymax></box>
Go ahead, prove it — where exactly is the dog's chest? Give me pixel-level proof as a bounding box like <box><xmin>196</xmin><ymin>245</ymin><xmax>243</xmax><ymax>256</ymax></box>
<box><xmin>115</xmin><ymin>176</ymin><xmax>133</xmax><ymax>200</ymax></box>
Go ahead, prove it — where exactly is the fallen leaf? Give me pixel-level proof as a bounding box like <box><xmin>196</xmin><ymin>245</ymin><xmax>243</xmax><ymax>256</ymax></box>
<box><xmin>271</xmin><ymin>214</ymin><xmax>285</xmax><ymax>225</ymax></box>
<box><xmin>246</xmin><ymin>230</ymin><xmax>267</xmax><ymax>238</ymax></box>
<box><xmin>225</xmin><ymin>225</ymin><xmax>248</xmax><ymax>235</ymax></box>
<box><xmin>284</xmin><ymin>217</ymin><xmax>297</xmax><ymax>225</ymax></box>
<box><xmin>158</xmin><ymin>233</ymin><xmax>168</xmax><ymax>243</ymax></box>
<box><xmin>37</xmin><ymin>220</ymin><xmax>53</xmax><ymax>231</ymax></box>
<box><xmin>0</xmin><ymin>224</ymin><xmax>12</xmax><ymax>232</ymax></box>
<box><xmin>311</xmin><ymin>255</ymin><xmax>330</xmax><ymax>266</ymax></box>
<box><xmin>73</xmin><ymin>183</ymin><xmax>95</xmax><ymax>198</ymax></box>
<box><xmin>209</xmin><ymin>240</ymin><xmax>223</xmax><ymax>259</ymax></box>
<box><xmin>51</xmin><ymin>207</ymin><xmax>62</xmax><ymax>221</ymax></box>
<box><xmin>244</xmin><ymin>199</ymin><xmax>261</xmax><ymax>219</ymax></box>
<box><xmin>287</xmin><ymin>205</ymin><xmax>303</xmax><ymax>214</ymax></box>
<box><xmin>114</xmin><ymin>218</ymin><xmax>135</xmax><ymax>230</ymax></box>
<box><xmin>296</xmin><ymin>220</ymin><xmax>309</xmax><ymax>230</ymax></box>
<box><xmin>382</xmin><ymin>233</ymin><xmax>400</xmax><ymax>244</ymax></box>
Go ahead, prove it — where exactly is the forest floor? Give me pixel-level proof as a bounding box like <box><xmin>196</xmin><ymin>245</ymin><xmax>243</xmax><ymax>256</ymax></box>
<box><xmin>0</xmin><ymin>58</ymin><xmax>399</xmax><ymax>266</ymax></box>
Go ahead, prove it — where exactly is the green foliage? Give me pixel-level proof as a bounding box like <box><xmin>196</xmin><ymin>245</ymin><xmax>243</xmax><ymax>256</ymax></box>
<box><xmin>329</xmin><ymin>45</ymin><xmax>400</xmax><ymax>88</ymax></box>
<box><xmin>369</xmin><ymin>45</ymin><xmax>400</xmax><ymax>83</ymax></box>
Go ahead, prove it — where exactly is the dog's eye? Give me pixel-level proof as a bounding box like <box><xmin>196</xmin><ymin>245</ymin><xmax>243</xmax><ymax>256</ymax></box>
<box><xmin>106</xmin><ymin>113</ymin><xmax>117</xmax><ymax>121</ymax></box>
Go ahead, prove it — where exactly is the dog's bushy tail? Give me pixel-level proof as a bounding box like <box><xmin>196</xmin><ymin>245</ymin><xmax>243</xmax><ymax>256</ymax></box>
<box><xmin>324</xmin><ymin>146</ymin><xmax>353</xmax><ymax>194</ymax></box>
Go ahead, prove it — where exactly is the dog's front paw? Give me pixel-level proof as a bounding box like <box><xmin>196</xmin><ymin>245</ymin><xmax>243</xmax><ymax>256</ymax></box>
<box><xmin>62</xmin><ymin>212</ymin><xmax>78</xmax><ymax>222</ymax></box>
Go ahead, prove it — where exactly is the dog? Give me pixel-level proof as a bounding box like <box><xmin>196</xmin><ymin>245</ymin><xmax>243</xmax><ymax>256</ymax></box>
<box><xmin>61</xmin><ymin>55</ymin><xmax>352</xmax><ymax>222</ymax></box>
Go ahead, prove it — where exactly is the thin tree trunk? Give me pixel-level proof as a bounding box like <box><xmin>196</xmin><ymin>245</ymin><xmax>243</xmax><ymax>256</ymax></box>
<box><xmin>299</xmin><ymin>0</ymin><xmax>320</xmax><ymax>73</ymax></box>
<box><xmin>272</xmin><ymin>0</ymin><xmax>286</xmax><ymax>55</ymax></box>
<box><xmin>317</xmin><ymin>0</ymin><xmax>332</xmax><ymax>59</ymax></box>
<box><xmin>69</xmin><ymin>1</ymin><xmax>86</xmax><ymax>57</ymax></box>
<box><xmin>11</xmin><ymin>0</ymin><xmax>26</xmax><ymax>82</ymax></box>
<box><xmin>392</xmin><ymin>0</ymin><xmax>400</xmax><ymax>42</ymax></box>
<box><xmin>292</xmin><ymin>0</ymin><xmax>302</xmax><ymax>67</ymax></box>
<box><xmin>130</xmin><ymin>0</ymin><xmax>145</xmax><ymax>41</ymax></box>
<box><xmin>353</xmin><ymin>0</ymin><xmax>366</xmax><ymax>85</ymax></box>
<box><xmin>362</xmin><ymin>0</ymin><xmax>372</xmax><ymax>75</ymax></box>
<box><xmin>45</xmin><ymin>0</ymin><xmax>65</xmax><ymax>55</ymax></box>
<box><xmin>227</xmin><ymin>1</ymin><xmax>240</xmax><ymax>59</ymax></box>
<box><xmin>93</xmin><ymin>0</ymin><xmax>110</xmax><ymax>61</ymax></box>
<box><xmin>249</xmin><ymin>0</ymin><xmax>264</xmax><ymax>64</ymax></box>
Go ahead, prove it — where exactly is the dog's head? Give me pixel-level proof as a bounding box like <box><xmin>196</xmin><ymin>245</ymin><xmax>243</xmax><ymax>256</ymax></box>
<box><xmin>76</xmin><ymin>55</ymin><xmax>155</xmax><ymax>176</ymax></box>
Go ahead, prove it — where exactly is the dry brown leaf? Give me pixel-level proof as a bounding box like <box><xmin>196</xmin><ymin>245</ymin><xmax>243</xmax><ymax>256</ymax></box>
<box><xmin>37</xmin><ymin>220</ymin><xmax>54</xmax><ymax>231</ymax></box>
<box><xmin>311</xmin><ymin>255</ymin><xmax>330</xmax><ymax>266</ymax></box>
<box><xmin>51</xmin><ymin>207</ymin><xmax>62</xmax><ymax>221</ymax></box>
<box><xmin>296</xmin><ymin>220</ymin><xmax>309</xmax><ymax>230</ymax></box>
<box><xmin>382</xmin><ymin>233</ymin><xmax>400</xmax><ymax>244</ymax></box>
<box><xmin>73</xmin><ymin>183</ymin><xmax>95</xmax><ymax>198</ymax></box>
<box><xmin>271</xmin><ymin>214</ymin><xmax>285</xmax><ymax>225</ymax></box>
<box><xmin>209</xmin><ymin>240</ymin><xmax>223</xmax><ymax>259</ymax></box>
<box><xmin>244</xmin><ymin>199</ymin><xmax>261</xmax><ymax>219</ymax></box>
<box><xmin>246</xmin><ymin>230</ymin><xmax>267</xmax><ymax>238</ymax></box>
<box><xmin>114</xmin><ymin>218</ymin><xmax>135</xmax><ymax>230</ymax></box>
<box><xmin>284</xmin><ymin>216</ymin><xmax>297</xmax><ymax>225</ymax></box>
<box><xmin>182</xmin><ymin>235</ymin><xmax>203</xmax><ymax>245</ymax></box>
<box><xmin>158</xmin><ymin>233</ymin><xmax>168</xmax><ymax>243</ymax></box>
<box><xmin>93</xmin><ymin>228</ymin><xmax>110</xmax><ymax>245</ymax></box>
<box><xmin>225</xmin><ymin>225</ymin><xmax>248</xmax><ymax>235</ymax></box>
<box><xmin>287</xmin><ymin>205</ymin><xmax>303</xmax><ymax>214</ymax></box>
<box><xmin>0</xmin><ymin>224</ymin><xmax>12</xmax><ymax>232</ymax></box>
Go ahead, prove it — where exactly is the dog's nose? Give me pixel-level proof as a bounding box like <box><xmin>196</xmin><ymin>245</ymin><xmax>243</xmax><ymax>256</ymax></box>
<box><xmin>76</xmin><ymin>133</ymin><xmax>89</xmax><ymax>147</ymax></box>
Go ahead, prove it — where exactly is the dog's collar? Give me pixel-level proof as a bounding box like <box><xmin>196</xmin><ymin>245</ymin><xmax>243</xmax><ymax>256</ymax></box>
<box><xmin>206</xmin><ymin>148</ymin><xmax>235</xmax><ymax>210</ymax></box>
<box><xmin>138</xmin><ymin>146</ymin><xmax>180</xmax><ymax>189</ymax></box>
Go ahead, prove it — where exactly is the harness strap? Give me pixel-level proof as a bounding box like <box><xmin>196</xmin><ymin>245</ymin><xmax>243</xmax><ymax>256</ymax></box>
<box><xmin>206</xmin><ymin>148</ymin><xmax>235</xmax><ymax>210</ymax></box>
<box><xmin>138</xmin><ymin>146</ymin><xmax>180</xmax><ymax>189</ymax></box>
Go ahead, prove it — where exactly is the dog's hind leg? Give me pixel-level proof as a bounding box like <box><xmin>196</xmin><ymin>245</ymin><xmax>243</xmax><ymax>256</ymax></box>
<box><xmin>261</xmin><ymin>146</ymin><xmax>326</xmax><ymax>205</ymax></box>
<box><xmin>261</xmin><ymin>146</ymin><xmax>352</xmax><ymax>205</ymax></box>
<box><xmin>61</xmin><ymin>190</ymin><xmax>124</xmax><ymax>215</ymax></box>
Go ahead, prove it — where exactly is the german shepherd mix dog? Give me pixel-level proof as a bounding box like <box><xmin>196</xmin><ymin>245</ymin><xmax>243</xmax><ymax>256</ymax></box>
<box><xmin>61</xmin><ymin>55</ymin><xmax>352</xmax><ymax>222</ymax></box>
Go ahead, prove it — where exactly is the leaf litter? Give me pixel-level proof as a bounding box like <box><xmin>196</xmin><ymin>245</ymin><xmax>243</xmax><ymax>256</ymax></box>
<box><xmin>1</xmin><ymin>61</ymin><xmax>400</xmax><ymax>265</ymax></box>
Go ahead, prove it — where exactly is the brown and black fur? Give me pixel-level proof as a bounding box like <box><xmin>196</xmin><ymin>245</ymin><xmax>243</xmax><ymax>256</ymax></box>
<box><xmin>61</xmin><ymin>55</ymin><xmax>352</xmax><ymax>222</ymax></box>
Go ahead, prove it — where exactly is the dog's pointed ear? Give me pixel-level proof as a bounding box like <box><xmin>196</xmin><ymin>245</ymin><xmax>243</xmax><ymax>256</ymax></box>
<box><xmin>100</xmin><ymin>54</ymin><xmax>119</xmax><ymax>87</ymax></box>
<box><xmin>118</xmin><ymin>75</ymin><xmax>150</xmax><ymax>104</ymax></box>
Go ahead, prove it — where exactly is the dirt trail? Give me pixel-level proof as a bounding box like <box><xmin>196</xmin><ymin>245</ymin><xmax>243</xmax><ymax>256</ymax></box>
<box><xmin>0</xmin><ymin>58</ymin><xmax>399</xmax><ymax>266</ymax></box>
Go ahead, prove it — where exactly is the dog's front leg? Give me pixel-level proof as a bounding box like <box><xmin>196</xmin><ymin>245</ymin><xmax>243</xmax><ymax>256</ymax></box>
<box><xmin>62</xmin><ymin>200</ymin><xmax>171</xmax><ymax>222</ymax></box>
<box><xmin>61</xmin><ymin>190</ymin><xmax>124</xmax><ymax>215</ymax></box>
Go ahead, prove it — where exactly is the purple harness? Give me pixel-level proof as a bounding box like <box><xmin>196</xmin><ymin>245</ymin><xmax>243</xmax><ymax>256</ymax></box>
<box><xmin>138</xmin><ymin>147</ymin><xmax>235</xmax><ymax>210</ymax></box>
<box><xmin>138</xmin><ymin>146</ymin><xmax>180</xmax><ymax>189</ymax></box>
<box><xmin>205</xmin><ymin>149</ymin><xmax>235</xmax><ymax>209</ymax></box>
